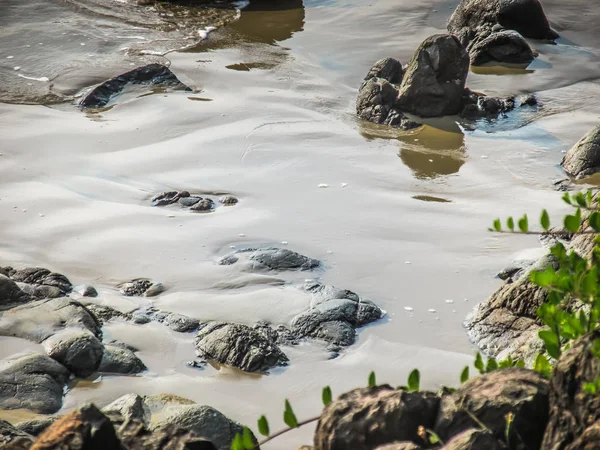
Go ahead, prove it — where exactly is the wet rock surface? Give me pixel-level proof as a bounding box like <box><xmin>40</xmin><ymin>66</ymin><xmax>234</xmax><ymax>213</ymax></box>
<box><xmin>561</xmin><ymin>125</ymin><xmax>600</xmax><ymax>180</ymax></box>
<box><xmin>468</xmin><ymin>29</ymin><xmax>534</xmax><ymax>66</ymax></box>
<box><xmin>151</xmin><ymin>190</ymin><xmax>237</xmax><ymax>213</ymax></box>
<box><xmin>0</xmin><ymin>354</ymin><xmax>70</xmax><ymax>414</ymax></box>
<box><xmin>79</xmin><ymin>64</ymin><xmax>192</xmax><ymax>108</ymax></box>
<box><xmin>0</xmin><ymin>275</ymin><xmax>31</xmax><ymax>310</ymax></box>
<box><xmin>218</xmin><ymin>247</ymin><xmax>320</xmax><ymax>271</ymax></box>
<box><xmin>98</xmin><ymin>345</ymin><xmax>147</xmax><ymax>374</ymax></box>
<box><xmin>103</xmin><ymin>394</ymin><xmax>151</xmax><ymax>425</ymax></box>
<box><xmin>15</xmin><ymin>417</ymin><xmax>57</xmax><ymax>437</ymax></box>
<box><xmin>42</xmin><ymin>328</ymin><xmax>104</xmax><ymax>378</ymax></box>
<box><xmin>195</xmin><ymin>322</ymin><xmax>289</xmax><ymax>373</ymax></box>
<box><xmin>119</xmin><ymin>278</ymin><xmax>165</xmax><ymax>297</ymax></box>
<box><xmin>435</xmin><ymin>368</ymin><xmax>549</xmax><ymax>450</ymax></box>
<box><xmin>315</xmin><ymin>386</ymin><xmax>439</xmax><ymax>450</ymax></box>
<box><xmin>0</xmin><ymin>420</ymin><xmax>34</xmax><ymax>449</ymax></box>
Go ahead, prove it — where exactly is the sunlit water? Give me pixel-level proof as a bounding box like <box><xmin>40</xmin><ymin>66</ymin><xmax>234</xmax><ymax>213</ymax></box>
<box><xmin>1</xmin><ymin>0</ymin><xmax>600</xmax><ymax>446</ymax></box>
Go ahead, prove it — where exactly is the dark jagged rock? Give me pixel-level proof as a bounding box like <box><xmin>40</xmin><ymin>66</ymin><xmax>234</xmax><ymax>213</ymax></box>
<box><xmin>0</xmin><ymin>419</ymin><xmax>34</xmax><ymax>449</ymax></box>
<box><xmin>364</xmin><ymin>57</ymin><xmax>404</xmax><ymax>84</ymax></box>
<box><xmin>120</xmin><ymin>279</ymin><xmax>164</xmax><ymax>297</ymax></box>
<box><xmin>541</xmin><ymin>331</ymin><xmax>600</xmax><ymax>449</ymax></box>
<box><xmin>151</xmin><ymin>191</ymin><xmax>237</xmax><ymax>212</ymax></box>
<box><xmin>98</xmin><ymin>345</ymin><xmax>147</xmax><ymax>374</ymax></box>
<box><xmin>42</xmin><ymin>328</ymin><xmax>104</xmax><ymax>378</ymax></box>
<box><xmin>0</xmin><ymin>298</ymin><xmax>102</xmax><ymax>343</ymax></box>
<box><xmin>2</xmin><ymin>267</ymin><xmax>72</xmax><ymax>295</ymax></box>
<box><xmin>79</xmin><ymin>64</ymin><xmax>192</xmax><ymax>108</ymax></box>
<box><xmin>396</xmin><ymin>34</ymin><xmax>470</xmax><ymax>118</ymax></box>
<box><xmin>460</xmin><ymin>89</ymin><xmax>516</xmax><ymax>121</ymax></box>
<box><xmin>218</xmin><ymin>247</ymin><xmax>320</xmax><ymax>271</ymax></box>
<box><xmin>0</xmin><ymin>275</ymin><xmax>31</xmax><ymax>310</ymax></box>
<box><xmin>195</xmin><ymin>322</ymin><xmax>288</xmax><ymax>373</ymax></box>
<box><xmin>152</xmin><ymin>191</ymin><xmax>191</xmax><ymax>207</ymax></box>
<box><xmin>435</xmin><ymin>368</ymin><xmax>549</xmax><ymax>450</ymax></box>
<box><xmin>314</xmin><ymin>386</ymin><xmax>439</xmax><ymax>450</ymax></box>
<box><xmin>190</xmin><ymin>198</ymin><xmax>215</xmax><ymax>212</ymax></box>
<box><xmin>440</xmin><ymin>429</ymin><xmax>506</xmax><ymax>450</ymax></box>
<box><xmin>0</xmin><ymin>354</ymin><xmax>70</xmax><ymax>414</ymax></box>
<box><xmin>469</xmin><ymin>30</ymin><xmax>534</xmax><ymax>66</ymax></box>
<box><xmin>16</xmin><ymin>417</ymin><xmax>57</xmax><ymax>437</ymax></box>
<box><xmin>561</xmin><ymin>125</ymin><xmax>600</xmax><ymax>180</ymax></box>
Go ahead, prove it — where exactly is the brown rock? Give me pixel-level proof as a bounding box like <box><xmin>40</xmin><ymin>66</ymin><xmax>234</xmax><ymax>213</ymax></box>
<box><xmin>440</xmin><ymin>429</ymin><xmax>506</xmax><ymax>449</ymax></box>
<box><xmin>314</xmin><ymin>386</ymin><xmax>439</xmax><ymax>450</ymax></box>
<box><xmin>561</xmin><ymin>125</ymin><xmax>600</xmax><ymax>180</ymax></box>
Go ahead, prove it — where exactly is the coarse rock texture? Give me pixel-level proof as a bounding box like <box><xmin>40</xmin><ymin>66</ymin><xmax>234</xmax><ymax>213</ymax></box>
<box><xmin>375</xmin><ymin>444</ymin><xmax>422</xmax><ymax>450</ymax></box>
<box><xmin>364</xmin><ymin>57</ymin><xmax>404</xmax><ymax>84</ymax></box>
<box><xmin>396</xmin><ymin>34</ymin><xmax>470</xmax><ymax>118</ymax></box>
<box><xmin>98</xmin><ymin>345</ymin><xmax>147</xmax><ymax>374</ymax></box>
<box><xmin>102</xmin><ymin>394</ymin><xmax>151</xmax><ymax>425</ymax></box>
<box><xmin>0</xmin><ymin>298</ymin><xmax>102</xmax><ymax>343</ymax></box>
<box><xmin>194</xmin><ymin>322</ymin><xmax>289</xmax><ymax>373</ymax></box>
<box><xmin>435</xmin><ymin>368</ymin><xmax>549</xmax><ymax>450</ymax></box>
<box><xmin>119</xmin><ymin>278</ymin><xmax>165</xmax><ymax>297</ymax></box>
<box><xmin>16</xmin><ymin>417</ymin><xmax>57</xmax><ymax>437</ymax></box>
<box><xmin>151</xmin><ymin>190</ymin><xmax>237</xmax><ymax>212</ymax></box>
<box><xmin>440</xmin><ymin>429</ymin><xmax>507</xmax><ymax>450</ymax></box>
<box><xmin>0</xmin><ymin>354</ymin><xmax>70</xmax><ymax>414</ymax></box>
<box><xmin>0</xmin><ymin>420</ymin><xmax>34</xmax><ymax>449</ymax></box>
<box><xmin>468</xmin><ymin>30</ymin><xmax>535</xmax><ymax>66</ymax></box>
<box><xmin>541</xmin><ymin>331</ymin><xmax>600</xmax><ymax>450</ymax></box>
<box><xmin>0</xmin><ymin>266</ymin><xmax>72</xmax><ymax>297</ymax></box>
<box><xmin>150</xmin><ymin>404</ymin><xmax>252</xmax><ymax>450</ymax></box>
<box><xmin>0</xmin><ymin>275</ymin><xmax>30</xmax><ymax>310</ymax></box>
<box><xmin>79</xmin><ymin>64</ymin><xmax>191</xmax><ymax>108</ymax></box>
<box><xmin>561</xmin><ymin>125</ymin><xmax>600</xmax><ymax>180</ymax></box>
<box><xmin>314</xmin><ymin>386</ymin><xmax>440</xmax><ymax>450</ymax></box>
<box><xmin>218</xmin><ymin>247</ymin><xmax>320</xmax><ymax>271</ymax></box>
<box><xmin>42</xmin><ymin>328</ymin><xmax>104</xmax><ymax>378</ymax></box>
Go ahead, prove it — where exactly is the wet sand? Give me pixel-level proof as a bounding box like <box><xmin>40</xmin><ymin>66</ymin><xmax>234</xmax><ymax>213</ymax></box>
<box><xmin>2</xmin><ymin>0</ymin><xmax>600</xmax><ymax>447</ymax></box>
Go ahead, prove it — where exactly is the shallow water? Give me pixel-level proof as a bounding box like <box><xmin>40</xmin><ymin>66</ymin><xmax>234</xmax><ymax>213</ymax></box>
<box><xmin>1</xmin><ymin>0</ymin><xmax>600</xmax><ymax>446</ymax></box>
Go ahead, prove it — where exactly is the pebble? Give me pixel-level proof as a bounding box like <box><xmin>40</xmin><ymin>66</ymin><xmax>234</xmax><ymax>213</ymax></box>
<box><xmin>404</xmin><ymin>306</ymin><xmax>414</xmax><ymax>312</ymax></box>
<box><xmin>167</xmin><ymin>214</ymin><xmax>176</xmax><ymax>218</ymax></box>
<box><xmin>229</xmin><ymin>245</ymin><xmax>236</xmax><ymax>249</ymax></box>
<box><xmin>481</xmin><ymin>155</ymin><xmax>488</xmax><ymax>159</ymax></box>
<box><xmin>428</xmin><ymin>309</ymin><xmax>437</xmax><ymax>313</ymax></box>
<box><xmin>405</xmin><ymin>261</ymin><xmax>411</xmax><ymax>264</ymax></box>
<box><xmin>452</xmin><ymin>310</ymin><xmax>457</xmax><ymax>313</ymax></box>
<box><xmin>239</xmin><ymin>233</ymin><xmax>246</xmax><ymax>237</ymax></box>
<box><xmin>281</xmin><ymin>241</ymin><xmax>288</xmax><ymax>245</ymax></box>
<box><xmin>341</xmin><ymin>183</ymin><xmax>348</xmax><ymax>188</ymax></box>
<box><xmin>38</xmin><ymin>213</ymin><xmax>45</xmax><ymax>217</ymax></box>
<box><xmin>14</xmin><ymin>67</ymin><xmax>20</xmax><ymax>71</ymax></box>
<box><xmin>80</xmin><ymin>43</ymin><xmax>85</xmax><ymax>46</ymax></box>
<box><xmin>445</xmin><ymin>299</ymin><xmax>454</xmax><ymax>304</ymax></box>
<box><xmin>318</xmin><ymin>184</ymin><xmax>329</xmax><ymax>188</ymax></box>
<box><xmin>6</xmin><ymin>56</ymin><xmax>14</xmax><ymax>59</ymax></box>
<box><xmin>22</xmin><ymin>209</ymin><xmax>27</xmax><ymax>212</ymax></box>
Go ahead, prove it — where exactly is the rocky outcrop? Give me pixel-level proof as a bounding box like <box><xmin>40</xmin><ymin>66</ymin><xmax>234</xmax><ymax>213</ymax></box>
<box><xmin>435</xmin><ymin>368</ymin><xmax>549</xmax><ymax>450</ymax></box>
<box><xmin>79</xmin><ymin>64</ymin><xmax>192</xmax><ymax>108</ymax></box>
<box><xmin>541</xmin><ymin>331</ymin><xmax>600</xmax><ymax>450</ymax></box>
<box><xmin>150</xmin><ymin>191</ymin><xmax>238</xmax><ymax>213</ymax></box>
<box><xmin>195</xmin><ymin>322</ymin><xmax>289</xmax><ymax>373</ymax></box>
<box><xmin>314</xmin><ymin>386</ymin><xmax>439</xmax><ymax>450</ymax></box>
<box><xmin>219</xmin><ymin>247</ymin><xmax>320</xmax><ymax>271</ymax></box>
<box><xmin>468</xmin><ymin>30</ymin><xmax>534</xmax><ymax>66</ymax></box>
<box><xmin>1</xmin><ymin>266</ymin><xmax>72</xmax><ymax>298</ymax></box>
<box><xmin>119</xmin><ymin>278</ymin><xmax>165</xmax><ymax>297</ymax></box>
<box><xmin>561</xmin><ymin>125</ymin><xmax>600</xmax><ymax>180</ymax></box>
<box><xmin>0</xmin><ymin>354</ymin><xmax>70</xmax><ymax>414</ymax></box>
<box><xmin>0</xmin><ymin>275</ymin><xmax>30</xmax><ymax>310</ymax></box>
<box><xmin>42</xmin><ymin>328</ymin><xmax>104</xmax><ymax>378</ymax></box>
<box><xmin>0</xmin><ymin>420</ymin><xmax>34</xmax><ymax>450</ymax></box>
<box><xmin>98</xmin><ymin>345</ymin><xmax>147</xmax><ymax>374</ymax></box>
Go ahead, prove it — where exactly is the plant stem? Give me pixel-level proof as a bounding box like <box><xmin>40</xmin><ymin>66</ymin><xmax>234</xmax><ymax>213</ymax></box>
<box><xmin>253</xmin><ymin>416</ymin><xmax>321</xmax><ymax>449</ymax></box>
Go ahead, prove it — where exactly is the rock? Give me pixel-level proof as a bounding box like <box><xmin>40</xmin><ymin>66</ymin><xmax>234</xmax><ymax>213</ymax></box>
<box><xmin>564</xmin><ymin>420</ymin><xmax>600</xmax><ymax>450</ymax></box>
<box><xmin>120</xmin><ymin>279</ymin><xmax>154</xmax><ymax>296</ymax></box>
<box><xmin>195</xmin><ymin>322</ymin><xmax>288</xmax><ymax>373</ymax></box>
<box><xmin>144</xmin><ymin>283</ymin><xmax>165</xmax><ymax>298</ymax></box>
<box><xmin>561</xmin><ymin>125</ymin><xmax>600</xmax><ymax>180</ymax></box>
<box><xmin>164</xmin><ymin>313</ymin><xmax>200</xmax><ymax>333</ymax></box>
<box><xmin>2</xmin><ymin>267</ymin><xmax>72</xmax><ymax>296</ymax></box>
<box><xmin>0</xmin><ymin>420</ymin><xmax>34</xmax><ymax>449</ymax></box>
<box><xmin>152</xmin><ymin>190</ymin><xmax>190</xmax><ymax>207</ymax></box>
<box><xmin>0</xmin><ymin>354</ymin><xmax>70</xmax><ymax>414</ymax></box>
<box><xmin>448</xmin><ymin>0</ymin><xmax>558</xmax><ymax>48</ymax></box>
<box><xmin>190</xmin><ymin>198</ymin><xmax>215</xmax><ymax>212</ymax></box>
<box><xmin>150</xmin><ymin>404</ymin><xmax>253</xmax><ymax>450</ymax></box>
<box><xmin>16</xmin><ymin>417</ymin><xmax>57</xmax><ymax>436</ymax></box>
<box><xmin>375</xmin><ymin>444</ymin><xmax>423</xmax><ymax>450</ymax></box>
<box><xmin>102</xmin><ymin>394</ymin><xmax>150</xmax><ymax>425</ymax></box>
<box><xmin>73</xmin><ymin>285</ymin><xmax>98</xmax><ymax>297</ymax></box>
<box><xmin>459</xmin><ymin>89</ymin><xmax>515</xmax><ymax>120</ymax></box>
<box><xmin>42</xmin><ymin>328</ymin><xmax>104</xmax><ymax>378</ymax></box>
<box><xmin>356</xmin><ymin>77</ymin><xmax>420</xmax><ymax>130</ymax></box>
<box><xmin>219</xmin><ymin>196</ymin><xmax>238</xmax><ymax>206</ymax></box>
<box><xmin>84</xmin><ymin>303</ymin><xmax>131</xmax><ymax>323</ymax></box>
<box><xmin>79</xmin><ymin>64</ymin><xmax>192</xmax><ymax>108</ymax></box>
<box><xmin>179</xmin><ymin>196</ymin><xmax>202</xmax><ymax>207</ymax></box>
<box><xmin>30</xmin><ymin>404</ymin><xmax>121</xmax><ymax>450</ymax></box>
<box><xmin>0</xmin><ymin>298</ymin><xmax>102</xmax><ymax>343</ymax></box>
<box><xmin>363</xmin><ymin>57</ymin><xmax>404</xmax><ymax>84</ymax></box>
<box><xmin>440</xmin><ymin>429</ymin><xmax>506</xmax><ymax>449</ymax></box>
<box><xmin>315</xmin><ymin>386</ymin><xmax>439</xmax><ymax>450</ymax></box>
<box><xmin>396</xmin><ymin>34</ymin><xmax>470</xmax><ymax>117</ymax></box>
<box><xmin>98</xmin><ymin>345</ymin><xmax>146</xmax><ymax>374</ymax></box>
<box><xmin>435</xmin><ymin>368</ymin><xmax>549</xmax><ymax>450</ymax></box>
<box><xmin>218</xmin><ymin>247</ymin><xmax>320</xmax><ymax>271</ymax></box>
<box><xmin>541</xmin><ymin>331</ymin><xmax>600</xmax><ymax>449</ymax></box>
<box><xmin>119</xmin><ymin>420</ymin><xmax>217</xmax><ymax>450</ymax></box>
<box><xmin>469</xmin><ymin>30</ymin><xmax>534</xmax><ymax>66</ymax></box>
<box><xmin>0</xmin><ymin>275</ymin><xmax>30</xmax><ymax>310</ymax></box>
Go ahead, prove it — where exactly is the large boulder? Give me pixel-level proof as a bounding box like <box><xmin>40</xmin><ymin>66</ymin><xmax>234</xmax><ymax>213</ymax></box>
<box><xmin>561</xmin><ymin>125</ymin><xmax>600</xmax><ymax>180</ymax></box>
<box><xmin>0</xmin><ymin>354</ymin><xmax>70</xmax><ymax>414</ymax></box>
<box><xmin>194</xmin><ymin>322</ymin><xmax>288</xmax><ymax>373</ymax></box>
<box><xmin>42</xmin><ymin>328</ymin><xmax>104</xmax><ymax>378</ymax></box>
<box><xmin>435</xmin><ymin>369</ymin><xmax>549</xmax><ymax>450</ymax></box>
<box><xmin>314</xmin><ymin>386</ymin><xmax>440</xmax><ymax>450</ymax></box>
<box><xmin>468</xmin><ymin>30</ymin><xmax>534</xmax><ymax>66</ymax></box>
<box><xmin>98</xmin><ymin>345</ymin><xmax>147</xmax><ymax>374</ymax></box>
<box><xmin>364</xmin><ymin>58</ymin><xmax>404</xmax><ymax>84</ymax></box>
<box><xmin>541</xmin><ymin>331</ymin><xmax>600</xmax><ymax>449</ymax></box>
<box><xmin>396</xmin><ymin>34</ymin><xmax>470</xmax><ymax>117</ymax></box>
<box><xmin>79</xmin><ymin>64</ymin><xmax>191</xmax><ymax>108</ymax></box>
<box><xmin>1</xmin><ymin>266</ymin><xmax>72</xmax><ymax>296</ymax></box>
<box><xmin>0</xmin><ymin>298</ymin><xmax>102</xmax><ymax>343</ymax></box>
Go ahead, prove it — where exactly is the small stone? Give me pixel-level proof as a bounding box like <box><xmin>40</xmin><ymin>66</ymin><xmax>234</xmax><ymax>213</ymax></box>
<box><xmin>38</xmin><ymin>213</ymin><xmax>45</xmax><ymax>217</ymax></box>
<box><xmin>445</xmin><ymin>299</ymin><xmax>454</xmax><ymax>304</ymax></box>
<box><xmin>405</xmin><ymin>261</ymin><xmax>411</xmax><ymax>264</ymax></box>
<box><xmin>318</xmin><ymin>184</ymin><xmax>329</xmax><ymax>188</ymax></box>
<box><xmin>428</xmin><ymin>309</ymin><xmax>437</xmax><ymax>313</ymax></box>
<box><xmin>239</xmin><ymin>233</ymin><xmax>246</xmax><ymax>237</ymax></box>
<box><xmin>190</xmin><ymin>198</ymin><xmax>214</xmax><ymax>212</ymax></box>
<box><xmin>144</xmin><ymin>282</ymin><xmax>165</xmax><ymax>297</ymax></box>
<box><xmin>341</xmin><ymin>183</ymin><xmax>348</xmax><ymax>188</ymax></box>
<box><xmin>219</xmin><ymin>195</ymin><xmax>238</xmax><ymax>205</ymax></box>
<box><xmin>6</xmin><ymin>56</ymin><xmax>14</xmax><ymax>59</ymax></box>
<box><xmin>404</xmin><ymin>307</ymin><xmax>414</xmax><ymax>312</ymax></box>
<box><xmin>14</xmin><ymin>66</ymin><xmax>20</xmax><ymax>71</ymax></box>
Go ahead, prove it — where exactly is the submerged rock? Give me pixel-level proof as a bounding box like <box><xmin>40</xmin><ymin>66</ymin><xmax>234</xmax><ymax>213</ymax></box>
<box><xmin>190</xmin><ymin>198</ymin><xmax>215</xmax><ymax>212</ymax></box>
<box><xmin>79</xmin><ymin>64</ymin><xmax>192</xmax><ymax>108</ymax></box>
<box><xmin>0</xmin><ymin>354</ymin><xmax>69</xmax><ymax>414</ymax></box>
<box><xmin>561</xmin><ymin>125</ymin><xmax>600</xmax><ymax>180</ymax></box>
<box><xmin>314</xmin><ymin>386</ymin><xmax>439</xmax><ymax>450</ymax></box>
<box><xmin>396</xmin><ymin>34</ymin><xmax>470</xmax><ymax>118</ymax></box>
<box><xmin>435</xmin><ymin>369</ymin><xmax>549</xmax><ymax>450</ymax></box>
<box><xmin>42</xmin><ymin>328</ymin><xmax>104</xmax><ymax>378</ymax></box>
<box><xmin>219</xmin><ymin>247</ymin><xmax>320</xmax><ymax>271</ymax></box>
<box><xmin>98</xmin><ymin>345</ymin><xmax>147</xmax><ymax>374</ymax></box>
<box><xmin>195</xmin><ymin>322</ymin><xmax>289</xmax><ymax>373</ymax></box>
<box><xmin>219</xmin><ymin>195</ymin><xmax>238</xmax><ymax>206</ymax></box>
<box><xmin>152</xmin><ymin>190</ymin><xmax>191</xmax><ymax>207</ymax></box>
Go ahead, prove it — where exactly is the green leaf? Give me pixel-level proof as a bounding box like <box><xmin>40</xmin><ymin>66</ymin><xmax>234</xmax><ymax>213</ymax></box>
<box><xmin>539</xmin><ymin>330</ymin><xmax>561</xmax><ymax>359</ymax></box>
<box><xmin>460</xmin><ymin>366</ymin><xmax>469</xmax><ymax>383</ymax></box>
<box><xmin>368</xmin><ymin>371</ymin><xmax>376</xmax><ymax>387</ymax></box>
<box><xmin>283</xmin><ymin>400</ymin><xmax>298</xmax><ymax>429</ymax></box>
<box><xmin>592</xmin><ymin>339</ymin><xmax>600</xmax><ymax>359</ymax></box>
<box><xmin>530</xmin><ymin>267</ymin><xmax>555</xmax><ymax>287</ymax></box>
<box><xmin>485</xmin><ymin>357</ymin><xmax>498</xmax><ymax>373</ymax></box>
<box><xmin>242</xmin><ymin>427</ymin><xmax>254</xmax><ymax>449</ymax></box>
<box><xmin>583</xmin><ymin>382</ymin><xmax>598</xmax><ymax>395</ymax></box>
<box><xmin>587</xmin><ymin>190</ymin><xmax>593</xmax><ymax>207</ymax></box>
<box><xmin>426</xmin><ymin>429</ymin><xmax>441</xmax><ymax>445</ymax></box>
<box><xmin>474</xmin><ymin>353</ymin><xmax>484</xmax><ymax>374</ymax></box>
<box><xmin>575</xmin><ymin>192</ymin><xmax>587</xmax><ymax>207</ymax></box>
<box><xmin>515</xmin><ymin>359</ymin><xmax>526</xmax><ymax>368</ymax></box>
<box><xmin>534</xmin><ymin>354</ymin><xmax>552</xmax><ymax>379</ymax></box>
<box><xmin>562</xmin><ymin>192</ymin><xmax>572</xmax><ymax>205</ymax></box>
<box><xmin>322</xmin><ymin>386</ymin><xmax>332</xmax><ymax>406</ymax></box>
<box><xmin>231</xmin><ymin>433</ymin><xmax>244</xmax><ymax>450</ymax></box>
<box><xmin>507</xmin><ymin>217</ymin><xmax>515</xmax><ymax>232</ymax></box>
<box><xmin>518</xmin><ymin>214</ymin><xmax>529</xmax><ymax>233</ymax></box>
<box><xmin>257</xmin><ymin>415</ymin><xmax>269</xmax><ymax>437</ymax></box>
<box><xmin>590</xmin><ymin>212</ymin><xmax>600</xmax><ymax>232</ymax></box>
<box><xmin>407</xmin><ymin>369</ymin><xmax>420</xmax><ymax>392</ymax></box>
<box><xmin>540</xmin><ymin>209</ymin><xmax>550</xmax><ymax>231</ymax></box>
<box><xmin>493</xmin><ymin>219</ymin><xmax>501</xmax><ymax>232</ymax></box>
<box><xmin>564</xmin><ymin>214</ymin><xmax>581</xmax><ymax>233</ymax></box>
